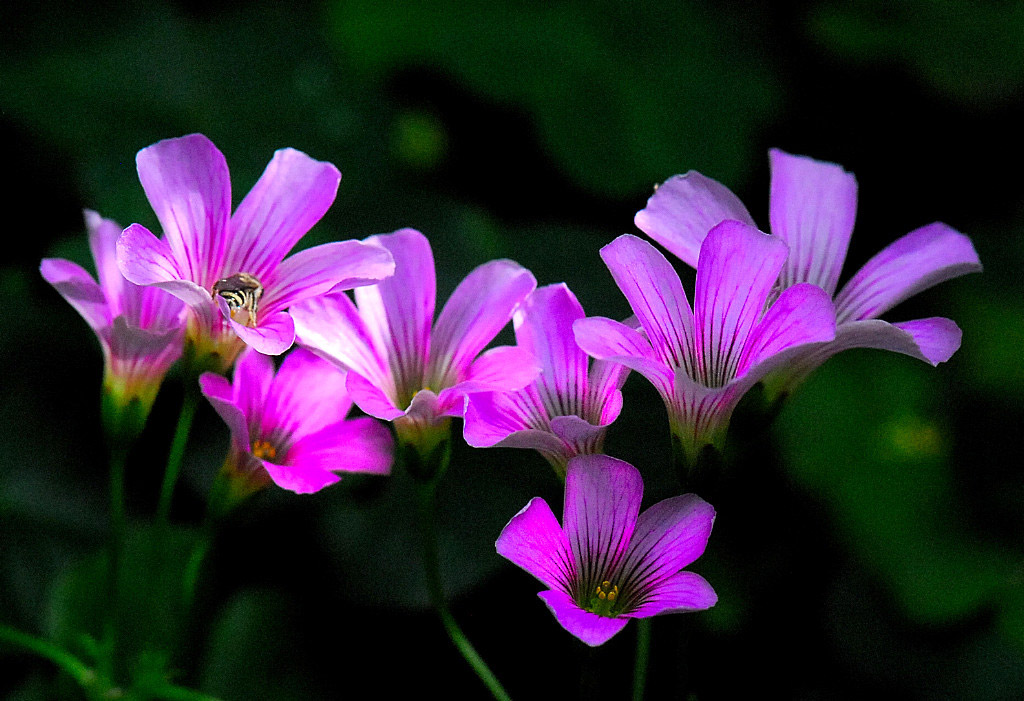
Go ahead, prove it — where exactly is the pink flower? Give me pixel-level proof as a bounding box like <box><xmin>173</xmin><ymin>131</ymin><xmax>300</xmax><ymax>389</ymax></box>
<box><xmin>199</xmin><ymin>347</ymin><xmax>393</xmax><ymax>496</ymax></box>
<box><xmin>41</xmin><ymin>210</ymin><xmax>186</xmax><ymax>424</ymax></box>
<box><xmin>574</xmin><ymin>224</ymin><xmax>836</xmax><ymax>465</ymax></box>
<box><xmin>116</xmin><ymin>134</ymin><xmax>395</xmax><ymax>370</ymax></box>
<box><xmin>463</xmin><ymin>284</ymin><xmax>628</xmax><ymax>477</ymax></box>
<box><xmin>497</xmin><ymin>454</ymin><xmax>716</xmax><ymax>646</ymax></box>
<box><xmin>635</xmin><ymin>148</ymin><xmax>982</xmax><ymax>394</ymax></box>
<box><xmin>291</xmin><ymin>228</ymin><xmax>538</xmax><ymax>457</ymax></box>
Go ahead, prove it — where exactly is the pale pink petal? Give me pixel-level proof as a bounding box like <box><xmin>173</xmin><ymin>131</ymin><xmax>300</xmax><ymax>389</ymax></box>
<box><xmin>261</xmin><ymin>240</ymin><xmax>395</xmax><ymax>317</ymax></box>
<box><xmin>463</xmin><ymin>391</ymin><xmax>560</xmax><ymax>452</ymax></box>
<box><xmin>226</xmin><ymin>307</ymin><xmax>296</xmax><ymax>356</ymax></box>
<box><xmin>634</xmin><ymin>172</ymin><xmax>755</xmax><ymax>269</ymax></box>
<box><xmin>264</xmin><ymin>348</ymin><xmax>352</xmax><ymax>442</ymax></box>
<box><xmin>563</xmin><ymin>455</ymin><xmax>642</xmax><ymax>588</ymax></box>
<box><xmin>85</xmin><ymin>210</ymin><xmax>128</xmax><ymax>315</ymax></box>
<box><xmin>834</xmin><ymin>222</ymin><xmax>982</xmax><ymax>324</ymax></box>
<box><xmin>117</xmin><ymin>223</ymin><xmax>181</xmax><ymax>286</ymax></box>
<box><xmin>439</xmin><ymin>346</ymin><xmax>540</xmax><ymax>402</ymax></box>
<box><xmin>573</xmin><ymin>316</ymin><xmax>674</xmax><ymax>400</ymax></box>
<box><xmin>549</xmin><ymin>415</ymin><xmax>607</xmax><ymax>457</ymax></box>
<box><xmin>625</xmin><ymin>571</ymin><xmax>717</xmax><ymax>618</ymax></box>
<box><xmin>345</xmin><ymin>371</ymin><xmax>404</xmax><ymax>421</ymax></box>
<box><xmin>231</xmin><ymin>348</ymin><xmax>275</xmax><ymax>427</ymax></box>
<box><xmin>40</xmin><ymin>258</ymin><xmax>110</xmax><ymax>333</ymax></box>
<box><xmin>427</xmin><ymin>259</ymin><xmax>536</xmax><ymax>387</ymax></box>
<box><xmin>285</xmin><ymin>418</ymin><xmax>393</xmax><ymax>476</ymax></box>
<box><xmin>135</xmin><ymin>134</ymin><xmax>231</xmax><ymax>286</ymax></box>
<box><xmin>600</xmin><ymin>235</ymin><xmax>697</xmax><ymax>376</ymax></box>
<box><xmin>261</xmin><ymin>459</ymin><xmax>341</xmax><ymax>495</ymax></box>
<box><xmin>198</xmin><ymin>372</ymin><xmax>250</xmax><ymax>452</ymax></box>
<box><xmin>537</xmin><ymin>590</ymin><xmax>629</xmax><ymax>647</ymax></box>
<box><xmin>736</xmin><ymin>283</ymin><xmax>836</xmax><ymax>377</ymax></box>
<box><xmin>495</xmin><ymin>497</ymin><xmax>574</xmax><ymax>593</ymax></box>
<box><xmin>108</xmin><ymin>316</ymin><xmax>183</xmax><ymax>372</ymax></box>
<box><xmin>693</xmin><ymin>220</ymin><xmax>788</xmax><ymax>386</ymax></box>
<box><xmin>225</xmin><ymin>148</ymin><xmax>341</xmax><ymax>278</ymax></box>
<box><xmin>768</xmin><ymin>148</ymin><xmax>858</xmax><ymax>296</ymax></box>
<box><xmin>291</xmin><ymin>292</ymin><xmax>390</xmax><ymax>389</ymax></box>
<box><xmin>807</xmin><ymin>317</ymin><xmax>964</xmax><ymax>369</ymax></box>
<box><xmin>586</xmin><ymin>358</ymin><xmax>629</xmax><ymax>426</ymax></box>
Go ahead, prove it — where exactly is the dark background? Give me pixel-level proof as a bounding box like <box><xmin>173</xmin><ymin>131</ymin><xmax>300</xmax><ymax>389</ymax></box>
<box><xmin>2</xmin><ymin>1</ymin><xmax>1022</xmax><ymax>698</ymax></box>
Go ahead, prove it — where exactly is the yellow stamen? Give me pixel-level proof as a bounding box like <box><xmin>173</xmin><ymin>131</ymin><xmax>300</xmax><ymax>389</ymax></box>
<box><xmin>252</xmin><ymin>439</ymin><xmax>277</xmax><ymax>460</ymax></box>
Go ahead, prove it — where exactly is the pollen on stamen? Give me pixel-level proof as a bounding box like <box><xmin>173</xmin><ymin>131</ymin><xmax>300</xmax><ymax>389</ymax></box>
<box><xmin>252</xmin><ymin>439</ymin><xmax>277</xmax><ymax>460</ymax></box>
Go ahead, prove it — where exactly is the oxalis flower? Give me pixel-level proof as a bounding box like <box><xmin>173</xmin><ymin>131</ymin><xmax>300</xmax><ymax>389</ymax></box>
<box><xmin>41</xmin><ymin>210</ymin><xmax>186</xmax><ymax>435</ymax></box>
<box><xmin>117</xmin><ymin>134</ymin><xmax>395</xmax><ymax>371</ymax></box>
<box><xmin>574</xmin><ymin>224</ymin><xmax>836</xmax><ymax>467</ymax></box>
<box><xmin>496</xmin><ymin>454</ymin><xmax>716</xmax><ymax>646</ymax></box>
<box><xmin>463</xmin><ymin>283</ymin><xmax>628</xmax><ymax>479</ymax></box>
<box><xmin>291</xmin><ymin>228</ymin><xmax>538</xmax><ymax>468</ymax></box>
<box><xmin>199</xmin><ymin>347</ymin><xmax>393</xmax><ymax>498</ymax></box>
<box><xmin>635</xmin><ymin>148</ymin><xmax>982</xmax><ymax>397</ymax></box>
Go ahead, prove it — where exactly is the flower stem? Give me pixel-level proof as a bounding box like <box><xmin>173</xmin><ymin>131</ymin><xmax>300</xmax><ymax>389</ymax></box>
<box><xmin>415</xmin><ymin>480</ymin><xmax>511</xmax><ymax>701</ymax></box>
<box><xmin>0</xmin><ymin>624</ymin><xmax>96</xmax><ymax>688</ymax></box>
<box><xmin>631</xmin><ymin>618</ymin><xmax>652</xmax><ymax>701</ymax></box>
<box><xmin>100</xmin><ymin>443</ymin><xmax>130</xmax><ymax>683</ymax></box>
<box><xmin>157</xmin><ymin>386</ymin><xmax>199</xmax><ymax>528</ymax></box>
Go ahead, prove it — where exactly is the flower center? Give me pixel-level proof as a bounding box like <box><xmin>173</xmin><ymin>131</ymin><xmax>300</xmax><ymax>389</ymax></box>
<box><xmin>251</xmin><ymin>439</ymin><xmax>277</xmax><ymax>461</ymax></box>
<box><xmin>212</xmin><ymin>272</ymin><xmax>263</xmax><ymax>328</ymax></box>
<box><xmin>585</xmin><ymin>580</ymin><xmax>621</xmax><ymax>617</ymax></box>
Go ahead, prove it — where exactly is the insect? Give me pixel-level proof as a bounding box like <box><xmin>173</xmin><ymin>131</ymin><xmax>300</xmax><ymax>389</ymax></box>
<box><xmin>212</xmin><ymin>272</ymin><xmax>263</xmax><ymax>327</ymax></box>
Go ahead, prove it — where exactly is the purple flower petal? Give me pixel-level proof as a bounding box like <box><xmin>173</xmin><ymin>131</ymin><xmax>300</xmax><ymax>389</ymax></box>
<box><xmin>495</xmin><ymin>496</ymin><xmax>574</xmax><ymax>593</ymax></box>
<box><xmin>573</xmin><ymin>316</ymin><xmax>674</xmax><ymax>399</ymax></box>
<box><xmin>599</xmin><ymin>235</ymin><xmax>697</xmax><ymax>376</ymax></box>
<box><xmin>117</xmin><ymin>223</ymin><xmax>182</xmax><ymax>287</ymax></box>
<box><xmin>135</xmin><ymin>134</ymin><xmax>231</xmax><ymax>287</ymax></box>
<box><xmin>345</xmin><ymin>371</ymin><xmax>404</xmax><ymax>421</ymax></box>
<box><xmin>634</xmin><ymin>172</ymin><xmax>755</xmax><ymax>269</ymax></box>
<box><xmin>292</xmin><ymin>292</ymin><xmax>390</xmax><ymax>390</ymax></box>
<box><xmin>261</xmin><ymin>459</ymin><xmax>341</xmax><ymax>495</ymax></box>
<box><xmin>437</xmin><ymin>345</ymin><xmax>540</xmax><ymax>412</ymax></box>
<box><xmin>226</xmin><ymin>307</ymin><xmax>296</xmax><ymax>356</ymax></box>
<box><xmin>428</xmin><ymin>259</ymin><xmax>536</xmax><ymax>388</ymax></box>
<box><xmin>563</xmin><ymin>455</ymin><xmax>643</xmax><ymax>590</ymax></box>
<box><xmin>549</xmin><ymin>415</ymin><xmax>607</xmax><ymax>457</ymax></box>
<box><xmin>198</xmin><ymin>372</ymin><xmax>250</xmax><ymax>452</ymax></box>
<box><xmin>85</xmin><ymin>210</ymin><xmax>128</xmax><ymax>314</ymax></box>
<box><xmin>834</xmin><ymin>222</ymin><xmax>982</xmax><ymax>324</ymax></box>
<box><xmin>693</xmin><ymin>220</ymin><xmax>788</xmax><ymax>386</ymax></box>
<box><xmin>225</xmin><ymin>148</ymin><xmax>341</xmax><ymax>279</ymax></box>
<box><xmin>108</xmin><ymin>316</ymin><xmax>183</xmax><ymax>369</ymax></box>
<box><xmin>817</xmin><ymin>317</ymin><xmax>963</xmax><ymax>368</ymax></box>
<box><xmin>232</xmin><ymin>348</ymin><xmax>275</xmax><ymax>427</ymax></box>
<box><xmin>40</xmin><ymin>258</ymin><xmax>110</xmax><ymax>332</ymax></box>
<box><xmin>285</xmin><ymin>418</ymin><xmax>393</xmax><ymax>477</ymax></box>
<box><xmin>625</xmin><ymin>571</ymin><xmax>717</xmax><ymax>618</ymax></box>
<box><xmin>264</xmin><ymin>348</ymin><xmax>353</xmax><ymax>442</ymax></box>
<box><xmin>463</xmin><ymin>391</ymin><xmax>538</xmax><ymax>445</ymax></box>
<box><xmin>768</xmin><ymin>149</ymin><xmax>858</xmax><ymax>296</ymax></box>
<box><xmin>537</xmin><ymin>590</ymin><xmax>629</xmax><ymax>647</ymax></box>
<box><xmin>736</xmin><ymin>283</ymin><xmax>836</xmax><ymax>377</ymax></box>
<box><xmin>586</xmin><ymin>358</ymin><xmax>628</xmax><ymax>426</ymax></box>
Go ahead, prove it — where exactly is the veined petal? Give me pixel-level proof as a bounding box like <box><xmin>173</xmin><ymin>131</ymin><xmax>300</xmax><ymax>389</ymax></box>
<box><xmin>463</xmin><ymin>391</ymin><xmax>542</xmax><ymax>447</ymax></box>
<box><xmin>226</xmin><ymin>148</ymin><xmax>341</xmax><ymax>278</ymax></box>
<box><xmin>261</xmin><ymin>459</ymin><xmax>341</xmax><ymax>495</ymax></box>
<box><xmin>834</xmin><ymin>222</ymin><xmax>982</xmax><ymax>324</ymax></box>
<box><xmin>285</xmin><ymin>418</ymin><xmax>393</xmax><ymax>477</ymax></box>
<box><xmin>436</xmin><ymin>345</ymin><xmax>540</xmax><ymax>418</ymax></box>
<box><xmin>587</xmin><ymin>357</ymin><xmax>628</xmax><ymax>426</ymax></box>
<box><xmin>549</xmin><ymin>415</ymin><xmax>607</xmax><ymax>457</ymax></box>
<box><xmin>573</xmin><ymin>317</ymin><xmax>674</xmax><ymax>400</ymax></box>
<box><xmin>264</xmin><ymin>348</ymin><xmax>352</xmax><ymax>442</ymax></box>
<box><xmin>625</xmin><ymin>571</ymin><xmax>717</xmax><ymax>618</ymax></box>
<box><xmin>634</xmin><ymin>172</ymin><xmax>755</xmax><ymax>269</ymax></box>
<box><xmin>261</xmin><ymin>240</ymin><xmax>395</xmax><ymax>317</ymax></box>
<box><xmin>199</xmin><ymin>372</ymin><xmax>250</xmax><ymax>452</ymax></box>
<box><xmin>564</xmin><ymin>455</ymin><xmax>642</xmax><ymax>592</ymax></box>
<box><xmin>108</xmin><ymin>316</ymin><xmax>183</xmax><ymax>370</ymax></box>
<box><xmin>428</xmin><ymin>259</ymin><xmax>536</xmax><ymax>387</ymax></box>
<box><xmin>345</xmin><ymin>372</ymin><xmax>404</xmax><ymax>421</ymax></box>
<box><xmin>135</xmin><ymin>134</ymin><xmax>231</xmax><ymax>287</ymax></box>
<box><xmin>513</xmin><ymin>284</ymin><xmax>590</xmax><ymax>418</ymax></box>
<box><xmin>693</xmin><ymin>220</ymin><xmax>788</xmax><ymax>386</ymax></box>
<box><xmin>768</xmin><ymin>148</ymin><xmax>858</xmax><ymax>296</ymax></box>
<box><xmin>538</xmin><ymin>590</ymin><xmax>629</xmax><ymax>647</ymax></box>
<box><xmin>736</xmin><ymin>283</ymin><xmax>836</xmax><ymax>377</ymax></box>
<box><xmin>226</xmin><ymin>306</ymin><xmax>296</xmax><ymax>356</ymax></box>
<box><xmin>231</xmin><ymin>348</ymin><xmax>275</xmax><ymax>429</ymax></box>
<box><xmin>117</xmin><ymin>223</ymin><xmax>181</xmax><ymax>286</ymax></box>
<box><xmin>85</xmin><ymin>210</ymin><xmax>128</xmax><ymax>316</ymax></box>
<box><xmin>600</xmin><ymin>235</ymin><xmax>696</xmax><ymax>375</ymax></box>
<box><xmin>40</xmin><ymin>258</ymin><xmax>110</xmax><ymax>333</ymax></box>
<box><xmin>616</xmin><ymin>494</ymin><xmax>715</xmax><ymax>610</ymax></box>
<box><xmin>829</xmin><ymin>317</ymin><xmax>963</xmax><ymax>367</ymax></box>
<box><xmin>495</xmin><ymin>497</ymin><xmax>574</xmax><ymax>593</ymax></box>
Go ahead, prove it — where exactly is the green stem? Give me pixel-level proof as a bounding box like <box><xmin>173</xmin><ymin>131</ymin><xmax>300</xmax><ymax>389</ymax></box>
<box><xmin>416</xmin><ymin>481</ymin><xmax>511</xmax><ymax>701</ymax></box>
<box><xmin>0</xmin><ymin>625</ymin><xmax>95</xmax><ymax>688</ymax></box>
<box><xmin>631</xmin><ymin>618</ymin><xmax>652</xmax><ymax>701</ymax></box>
<box><xmin>157</xmin><ymin>387</ymin><xmax>199</xmax><ymax>528</ymax></box>
<box><xmin>101</xmin><ymin>443</ymin><xmax>130</xmax><ymax>683</ymax></box>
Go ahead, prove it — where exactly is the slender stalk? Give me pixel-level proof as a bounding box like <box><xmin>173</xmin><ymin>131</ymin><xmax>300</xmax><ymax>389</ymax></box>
<box><xmin>0</xmin><ymin>625</ymin><xmax>95</xmax><ymax>688</ymax></box>
<box><xmin>156</xmin><ymin>387</ymin><xmax>199</xmax><ymax>528</ymax></box>
<box><xmin>631</xmin><ymin>618</ymin><xmax>652</xmax><ymax>701</ymax></box>
<box><xmin>415</xmin><ymin>481</ymin><xmax>511</xmax><ymax>701</ymax></box>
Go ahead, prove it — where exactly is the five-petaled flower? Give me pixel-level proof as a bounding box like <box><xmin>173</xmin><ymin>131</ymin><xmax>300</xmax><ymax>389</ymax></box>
<box><xmin>635</xmin><ymin>148</ymin><xmax>982</xmax><ymax>397</ymax></box>
<box><xmin>496</xmin><ymin>454</ymin><xmax>717</xmax><ymax>646</ymax></box>
<box><xmin>199</xmin><ymin>347</ymin><xmax>393</xmax><ymax>497</ymax></box>
<box><xmin>463</xmin><ymin>283</ymin><xmax>628</xmax><ymax>478</ymax></box>
<box><xmin>116</xmin><ymin>134</ymin><xmax>395</xmax><ymax>371</ymax></box>
<box><xmin>291</xmin><ymin>228</ymin><xmax>538</xmax><ymax>463</ymax></box>
<box><xmin>574</xmin><ymin>224</ymin><xmax>836</xmax><ymax>468</ymax></box>
<box><xmin>41</xmin><ymin>210</ymin><xmax>186</xmax><ymax>432</ymax></box>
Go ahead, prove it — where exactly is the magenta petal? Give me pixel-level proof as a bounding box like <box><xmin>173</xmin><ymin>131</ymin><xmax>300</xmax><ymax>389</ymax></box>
<box><xmin>600</xmin><ymin>235</ymin><xmax>696</xmax><ymax>375</ymax></box>
<box><xmin>262</xmin><ymin>240</ymin><xmax>395</xmax><ymax>316</ymax></box>
<box><xmin>40</xmin><ymin>258</ymin><xmax>110</xmax><ymax>333</ymax></box>
<box><xmin>291</xmin><ymin>292</ymin><xmax>389</xmax><ymax>386</ymax></box>
<box><xmin>463</xmin><ymin>391</ymin><xmax>559</xmax><ymax>450</ymax></box>
<box><xmin>117</xmin><ymin>223</ymin><xmax>181</xmax><ymax>286</ymax></box>
<box><xmin>768</xmin><ymin>149</ymin><xmax>858</xmax><ymax>296</ymax></box>
<box><xmin>827</xmin><ymin>317</ymin><xmax>963</xmax><ymax>367</ymax></box>
<box><xmin>285</xmin><ymin>418</ymin><xmax>393</xmax><ymax>477</ymax></box>
<box><xmin>198</xmin><ymin>372</ymin><xmax>250</xmax><ymax>452</ymax></box>
<box><xmin>564</xmin><ymin>455</ymin><xmax>643</xmax><ymax>585</ymax></box>
<box><xmin>345</xmin><ymin>371</ymin><xmax>404</xmax><ymax>421</ymax></box>
<box><xmin>890</xmin><ymin>318</ymin><xmax>963</xmax><ymax>365</ymax></box>
<box><xmin>135</xmin><ymin>134</ymin><xmax>231</xmax><ymax>286</ymax></box>
<box><xmin>834</xmin><ymin>222</ymin><xmax>982</xmax><ymax>324</ymax></box>
<box><xmin>538</xmin><ymin>590</ymin><xmax>629</xmax><ymax>647</ymax></box>
<box><xmin>231</xmin><ymin>348</ymin><xmax>275</xmax><ymax>426</ymax></box>
<box><xmin>573</xmin><ymin>316</ymin><xmax>674</xmax><ymax>399</ymax></box>
<box><xmin>108</xmin><ymin>316</ymin><xmax>183</xmax><ymax>369</ymax></box>
<box><xmin>226</xmin><ymin>148</ymin><xmax>341</xmax><ymax>278</ymax></box>
<box><xmin>496</xmin><ymin>497</ymin><xmax>574</xmax><ymax>593</ymax></box>
<box><xmin>264</xmin><ymin>348</ymin><xmax>352</xmax><ymax>441</ymax></box>
<box><xmin>454</xmin><ymin>346</ymin><xmax>541</xmax><ymax>394</ymax></box>
<box><xmin>85</xmin><ymin>210</ymin><xmax>128</xmax><ymax>312</ymax></box>
<box><xmin>428</xmin><ymin>259</ymin><xmax>536</xmax><ymax>386</ymax></box>
<box><xmin>736</xmin><ymin>283</ymin><xmax>836</xmax><ymax>377</ymax></box>
<box><xmin>634</xmin><ymin>172</ymin><xmax>755</xmax><ymax>269</ymax></box>
<box><xmin>625</xmin><ymin>571</ymin><xmax>717</xmax><ymax>618</ymax></box>
<box><xmin>549</xmin><ymin>415</ymin><xmax>607</xmax><ymax>456</ymax></box>
<box><xmin>693</xmin><ymin>221</ymin><xmax>788</xmax><ymax>385</ymax></box>
<box><xmin>227</xmin><ymin>308</ymin><xmax>296</xmax><ymax>356</ymax></box>
<box><xmin>261</xmin><ymin>459</ymin><xmax>341</xmax><ymax>495</ymax></box>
